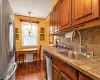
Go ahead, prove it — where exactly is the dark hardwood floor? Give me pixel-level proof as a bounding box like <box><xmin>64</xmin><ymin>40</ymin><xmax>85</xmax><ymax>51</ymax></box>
<box><xmin>16</xmin><ymin>60</ymin><xmax>45</xmax><ymax>80</ymax></box>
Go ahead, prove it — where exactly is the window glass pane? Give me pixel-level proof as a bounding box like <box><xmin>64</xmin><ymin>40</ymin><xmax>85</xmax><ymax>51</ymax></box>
<box><xmin>22</xmin><ymin>22</ymin><xmax>38</xmax><ymax>46</ymax></box>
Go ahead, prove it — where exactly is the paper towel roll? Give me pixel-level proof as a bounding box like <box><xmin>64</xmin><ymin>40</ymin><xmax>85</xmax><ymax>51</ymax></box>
<box><xmin>65</xmin><ymin>31</ymin><xmax>75</xmax><ymax>40</ymax></box>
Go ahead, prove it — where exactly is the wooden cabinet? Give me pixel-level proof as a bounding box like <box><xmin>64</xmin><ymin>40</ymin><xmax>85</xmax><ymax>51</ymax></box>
<box><xmin>43</xmin><ymin>51</ymin><xmax>93</xmax><ymax>80</ymax></box>
<box><xmin>52</xmin><ymin>56</ymin><xmax>78</xmax><ymax>80</ymax></box>
<box><xmin>59</xmin><ymin>72</ymin><xmax>71</xmax><ymax>80</ymax></box>
<box><xmin>55</xmin><ymin>5</ymin><xmax>59</xmax><ymax>32</ymax></box>
<box><xmin>52</xmin><ymin>55</ymin><xmax>93</xmax><ymax>80</ymax></box>
<box><xmin>50</xmin><ymin>11</ymin><xmax>54</xmax><ymax>33</ymax></box>
<box><xmin>72</xmin><ymin>0</ymin><xmax>99</xmax><ymax>26</ymax></box>
<box><xmin>50</xmin><ymin>12</ymin><xmax>53</xmax><ymax>33</ymax></box>
<box><xmin>50</xmin><ymin>4</ymin><xmax>59</xmax><ymax>33</ymax></box>
<box><xmin>53</xmin><ymin>6</ymin><xmax>58</xmax><ymax>32</ymax></box>
<box><xmin>52</xmin><ymin>63</ymin><xmax>71</xmax><ymax>80</ymax></box>
<box><xmin>52</xmin><ymin>64</ymin><xmax>60</xmax><ymax>80</ymax></box>
<box><xmin>79</xmin><ymin>72</ymin><xmax>93</xmax><ymax>80</ymax></box>
<box><xmin>59</xmin><ymin>0</ymin><xmax>71</xmax><ymax>30</ymax></box>
<box><xmin>50</xmin><ymin>0</ymin><xmax>71</xmax><ymax>32</ymax></box>
<box><xmin>50</xmin><ymin>0</ymin><xmax>100</xmax><ymax>32</ymax></box>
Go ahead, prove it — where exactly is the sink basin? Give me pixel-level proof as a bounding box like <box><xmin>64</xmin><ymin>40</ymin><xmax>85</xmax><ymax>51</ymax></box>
<box><xmin>58</xmin><ymin>51</ymin><xmax>93</xmax><ymax>60</ymax></box>
<box><xmin>56</xmin><ymin>48</ymin><xmax>68</xmax><ymax>53</ymax></box>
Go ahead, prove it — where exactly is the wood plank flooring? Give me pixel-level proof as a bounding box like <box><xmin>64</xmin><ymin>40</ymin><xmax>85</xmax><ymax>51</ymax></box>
<box><xmin>16</xmin><ymin>61</ymin><xmax>45</xmax><ymax>80</ymax></box>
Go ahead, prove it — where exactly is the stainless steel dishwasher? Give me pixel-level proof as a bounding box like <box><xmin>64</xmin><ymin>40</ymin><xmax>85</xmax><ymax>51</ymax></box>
<box><xmin>45</xmin><ymin>52</ymin><xmax>52</xmax><ymax>80</ymax></box>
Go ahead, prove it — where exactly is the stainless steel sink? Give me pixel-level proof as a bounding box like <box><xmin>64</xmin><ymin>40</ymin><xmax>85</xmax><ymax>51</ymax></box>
<box><xmin>58</xmin><ymin>51</ymin><xmax>93</xmax><ymax>59</ymax></box>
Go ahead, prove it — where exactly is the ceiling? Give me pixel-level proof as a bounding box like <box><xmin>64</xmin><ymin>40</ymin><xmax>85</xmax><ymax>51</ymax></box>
<box><xmin>8</xmin><ymin>0</ymin><xmax>52</xmax><ymax>19</ymax></box>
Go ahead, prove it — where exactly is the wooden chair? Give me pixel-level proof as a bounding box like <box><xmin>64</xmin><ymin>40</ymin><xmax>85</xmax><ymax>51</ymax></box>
<box><xmin>33</xmin><ymin>45</ymin><xmax>42</xmax><ymax>62</ymax></box>
<box><xmin>15</xmin><ymin>52</ymin><xmax>17</xmax><ymax>62</ymax></box>
<box><xmin>19</xmin><ymin>53</ymin><xmax>24</xmax><ymax>64</ymax></box>
<box><xmin>15</xmin><ymin>52</ymin><xmax>24</xmax><ymax>64</ymax></box>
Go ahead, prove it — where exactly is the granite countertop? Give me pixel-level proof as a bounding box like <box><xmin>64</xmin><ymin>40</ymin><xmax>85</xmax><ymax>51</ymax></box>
<box><xmin>43</xmin><ymin>46</ymin><xmax>100</xmax><ymax>80</ymax></box>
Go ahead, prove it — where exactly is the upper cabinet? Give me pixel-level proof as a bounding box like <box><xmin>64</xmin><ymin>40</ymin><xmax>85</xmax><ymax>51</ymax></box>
<box><xmin>50</xmin><ymin>0</ymin><xmax>71</xmax><ymax>32</ymax></box>
<box><xmin>54</xmin><ymin>5</ymin><xmax>59</xmax><ymax>32</ymax></box>
<box><xmin>72</xmin><ymin>0</ymin><xmax>99</xmax><ymax>26</ymax></box>
<box><xmin>50</xmin><ymin>3</ymin><xmax>60</xmax><ymax>33</ymax></box>
<box><xmin>59</xmin><ymin>0</ymin><xmax>71</xmax><ymax>30</ymax></box>
<box><xmin>50</xmin><ymin>11</ymin><xmax>54</xmax><ymax>33</ymax></box>
<box><xmin>50</xmin><ymin>0</ymin><xmax>100</xmax><ymax>33</ymax></box>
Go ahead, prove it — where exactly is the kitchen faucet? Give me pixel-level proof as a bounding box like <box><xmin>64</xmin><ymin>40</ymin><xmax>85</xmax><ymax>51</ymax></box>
<box><xmin>71</xmin><ymin>30</ymin><xmax>82</xmax><ymax>53</ymax></box>
<box><xmin>65</xmin><ymin>30</ymin><xmax>82</xmax><ymax>53</ymax></box>
<box><xmin>73</xmin><ymin>31</ymin><xmax>94</xmax><ymax>56</ymax></box>
<box><xmin>77</xmin><ymin>31</ymin><xmax>82</xmax><ymax>53</ymax></box>
<box><xmin>65</xmin><ymin>30</ymin><xmax>94</xmax><ymax>56</ymax></box>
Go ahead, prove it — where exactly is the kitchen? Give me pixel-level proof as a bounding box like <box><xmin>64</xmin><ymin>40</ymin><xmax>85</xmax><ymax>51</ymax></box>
<box><xmin>0</xmin><ymin>0</ymin><xmax>100</xmax><ymax>80</ymax></box>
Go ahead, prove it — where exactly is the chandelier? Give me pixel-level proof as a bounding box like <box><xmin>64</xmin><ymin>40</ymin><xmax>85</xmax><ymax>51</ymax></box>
<box><xmin>28</xmin><ymin>12</ymin><xmax>32</xmax><ymax>36</ymax></box>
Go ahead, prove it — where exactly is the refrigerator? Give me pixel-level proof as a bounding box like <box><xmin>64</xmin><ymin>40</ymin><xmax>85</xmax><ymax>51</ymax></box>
<box><xmin>0</xmin><ymin>0</ymin><xmax>17</xmax><ymax>80</ymax></box>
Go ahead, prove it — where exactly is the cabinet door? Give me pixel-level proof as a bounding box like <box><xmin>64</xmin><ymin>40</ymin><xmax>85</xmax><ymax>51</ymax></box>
<box><xmin>55</xmin><ymin>5</ymin><xmax>59</xmax><ymax>32</ymax></box>
<box><xmin>79</xmin><ymin>72</ymin><xmax>93</xmax><ymax>80</ymax></box>
<box><xmin>59</xmin><ymin>72</ymin><xmax>71</xmax><ymax>80</ymax></box>
<box><xmin>50</xmin><ymin>11</ymin><xmax>55</xmax><ymax>33</ymax></box>
<box><xmin>52</xmin><ymin>10</ymin><xmax>55</xmax><ymax>32</ymax></box>
<box><xmin>59</xmin><ymin>0</ymin><xmax>63</xmax><ymax>28</ymax></box>
<box><xmin>59</xmin><ymin>0</ymin><xmax>71</xmax><ymax>30</ymax></box>
<box><xmin>72</xmin><ymin>0</ymin><xmax>99</xmax><ymax>26</ymax></box>
<box><xmin>54</xmin><ymin>8</ymin><xmax>58</xmax><ymax>32</ymax></box>
<box><xmin>56</xmin><ymin>4</ymin><xmax>60</xmax><ymax>31</ymax></box>
<box><xmin>50</xmin><ymin>12</ymin><xmax>53</xmax><ymax>33</ymax></box>
<box><xmin>52</xmin><ymin>64</ymin><xmax>60</xmax><ymax>80</ymax></box>
<box><xmin>52</xmin><ymin>56</ymin><xmax>78</xmax><ymax>80</ymax></box>
<box><xmin>50</xmin><ymin>4</ymin><xmax>60</xmax><ymax>33</ymax></box>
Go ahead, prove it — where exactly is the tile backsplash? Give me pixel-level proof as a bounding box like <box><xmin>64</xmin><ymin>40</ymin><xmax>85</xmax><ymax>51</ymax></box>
<box><xmin>55</xmin><ymin>26</ymin><xmax>100</xmax><ymax>56</ymax></box>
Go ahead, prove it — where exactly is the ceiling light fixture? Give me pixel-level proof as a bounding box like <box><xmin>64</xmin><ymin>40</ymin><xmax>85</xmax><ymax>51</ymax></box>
<box><xmin>28</xmin><ymin>12</ymin><xmax>32</xmax><ymax>36</ymax></box>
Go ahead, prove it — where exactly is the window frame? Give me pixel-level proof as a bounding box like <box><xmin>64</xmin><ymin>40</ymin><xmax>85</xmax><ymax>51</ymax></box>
<box><xmin>21</xmin><ymin>22</ymin><xmax>38</xmax><ymax>47</ymax></box>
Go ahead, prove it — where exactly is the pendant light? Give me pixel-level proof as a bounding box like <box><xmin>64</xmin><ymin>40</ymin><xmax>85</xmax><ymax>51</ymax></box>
<box><xmin>28</xmin><ymin>12</ymin><xmax>32</xmax><ymax>36</ymax></box>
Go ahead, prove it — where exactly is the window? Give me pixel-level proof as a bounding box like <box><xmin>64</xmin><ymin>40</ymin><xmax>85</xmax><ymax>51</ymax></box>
<box><xmin>22</xmin><ymin>22</ymin><xmax>38</xmax><ymax>47</ymax></box>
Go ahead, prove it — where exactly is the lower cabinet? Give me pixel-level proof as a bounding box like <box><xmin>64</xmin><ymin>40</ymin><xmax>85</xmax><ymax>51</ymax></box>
<box><xmin>52</xmin><ymin>64</ymin><xmax>71</xmax><ymax>80</ymax></box>
<box><xmin>59</xmin><ymin>72</ymin><xmax>71</xmax><ymax>80</ymax></box>
<box><xmin>78</xmin><ymin>72</ymin><xmax>93</xmax><ymax>80</ymax></box>
<box><xmin>52</xmin><ymin>56</ymin><xmax>78</xmax><ymax>80</ymax></box>
<box><xmin>52</xmin><ymin>64</ymin><xmax>60</xmax><ymax>80</ymax></box>
<box><xmin>43</xmin><ymin>52</ymin><xmax>93</xmax><ymax>80</ymax></box>
<box><xmin>52</xmin><ymin>55</ymin><xmax>93</xmax><ymax>80</ymax></box>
